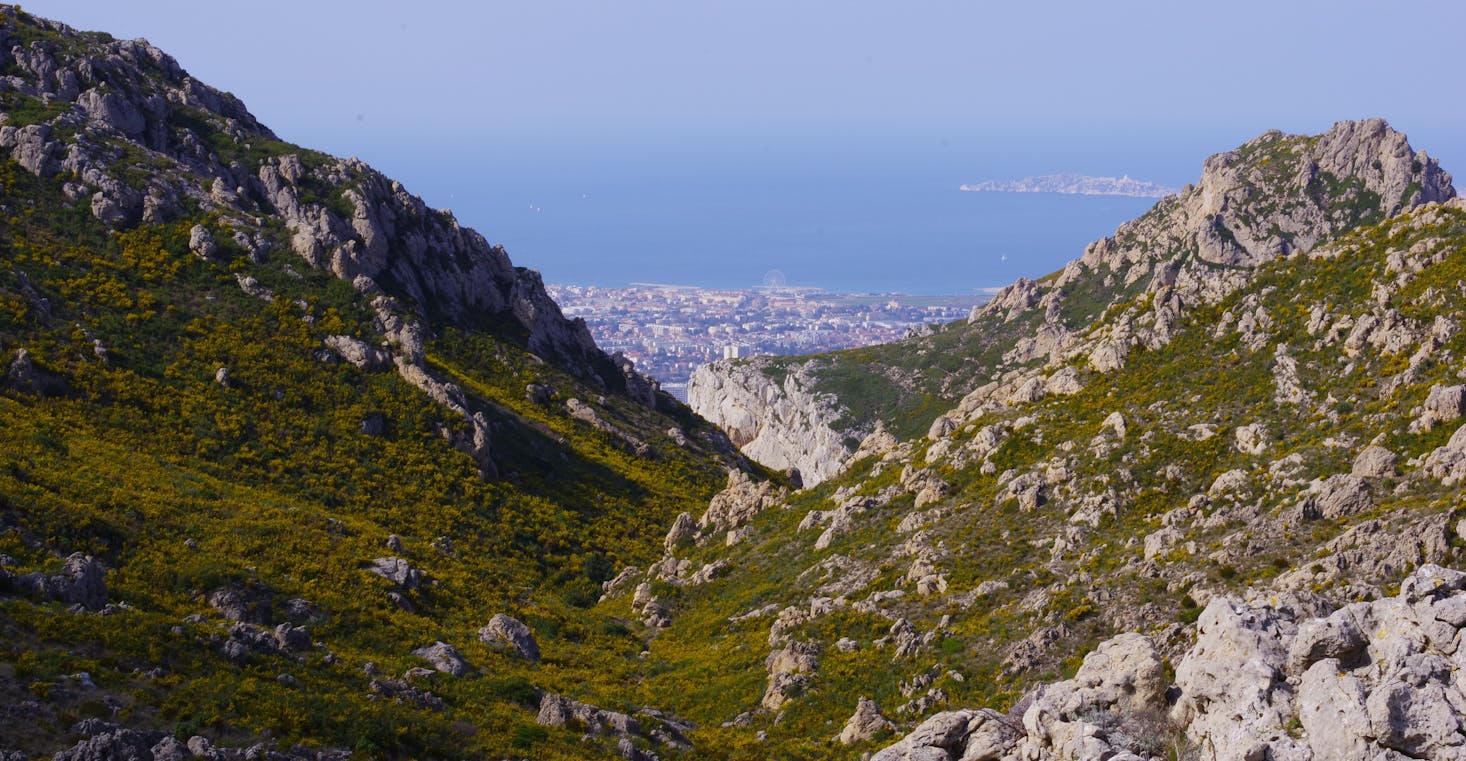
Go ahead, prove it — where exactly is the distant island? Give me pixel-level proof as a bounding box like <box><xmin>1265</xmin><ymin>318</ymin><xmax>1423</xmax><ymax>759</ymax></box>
<box><xmin>960</xmin><ymin>173</ymin><xmax>1180</xmax><ymax>198</ymax></box>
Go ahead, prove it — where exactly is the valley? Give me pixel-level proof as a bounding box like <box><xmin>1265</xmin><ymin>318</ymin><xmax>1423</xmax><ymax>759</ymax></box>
<box><xmin>3</xmin><ymin>6</ymin><xmax>1466</xmax><ymax>761</ymax></box>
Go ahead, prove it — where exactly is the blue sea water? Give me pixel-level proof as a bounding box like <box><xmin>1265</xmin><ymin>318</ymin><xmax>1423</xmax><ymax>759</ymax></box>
<box><xmin>394</xmin><ymin>140</ymin><xmax>1164</xmax><ymax>294</ymax></box>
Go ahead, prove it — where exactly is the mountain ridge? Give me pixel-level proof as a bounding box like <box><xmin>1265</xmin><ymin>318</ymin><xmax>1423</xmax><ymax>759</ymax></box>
<box><xmin>0</xmin><ymin>4</ymin><xmax>678</xmax><ymax>475</ymax></box>
<box><xmin>690</xmin><ymin>118</ymin><xmax>1456</xmax><ymax>477</ymax></box>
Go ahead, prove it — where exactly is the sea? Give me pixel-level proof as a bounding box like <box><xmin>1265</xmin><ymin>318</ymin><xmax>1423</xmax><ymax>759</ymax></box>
<box><xmin>381</xmin><ymin>137</ymin><xmax>1173</xmax><ymax>295</ymax></box>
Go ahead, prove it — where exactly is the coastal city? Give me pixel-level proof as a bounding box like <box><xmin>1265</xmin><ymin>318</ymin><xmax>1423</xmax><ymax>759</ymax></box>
<box><xmin>547</xmin><ymin>280</ymin><xmax>985</xmax><ymax>400</ymax></box>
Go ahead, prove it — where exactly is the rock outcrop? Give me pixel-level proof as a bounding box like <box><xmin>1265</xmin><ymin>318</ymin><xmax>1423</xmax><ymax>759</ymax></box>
<box><xmin>536</xmin><ymin>693</ymin><xmax>692</xmax><ymax>758</ymax></box>
<box><xmin>1353</xmin><ymin>444</ymin><xmax>1399</xmax><ymax>478</ymax></box>
<box><xmin>412</xmin><ymin>641</ymin><xmax>472</xmax><ymax>677</ymax></box>
<box><xmin>10</xmin><ymin>553</ymin><xmax>107</xmax><ymax>610</ymax></box>
<box><xmin>839</xmin><ymin>696</ymin><xmax>895</xmax><ymax>744</ymax></box>
<box><xmin>699</xmin><ymin>469</ymin><xmax>788</xmax><ymax>536</ymax></box>
<box><xmin>688</xmin><ymin>357</ymin><xmax>854</xmax><ymax>487</ymax></box>
<box><xmin>479</xmin><ymin>613</ymin><xmax>541</xmax><ymax>662</ymax></box>
<box><xmin>47</xmin><ymin>719</ymin><xmax>350</xmax><ymax>761</ymax></box>
<box><xmin>873</xmin><ymin>565</ymin><xmax>1466</xmax><ymax>760</ymax></box>
<box><xmin>762</xmin><ymin>641</ymin><xmax>821</xmax><ymax>712</ymax></box>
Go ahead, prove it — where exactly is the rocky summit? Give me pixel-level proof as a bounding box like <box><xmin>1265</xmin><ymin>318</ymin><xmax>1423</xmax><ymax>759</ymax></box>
<box><xmin>6</xmin><ymin>6</ymin><xmax>1466</xmax><ymax>761</ymax></box>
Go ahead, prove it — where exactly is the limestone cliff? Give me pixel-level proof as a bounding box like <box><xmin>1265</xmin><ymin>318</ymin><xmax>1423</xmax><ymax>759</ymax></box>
<box><xmin>687</xmin><ymin>357</ymin><xmax>854</xmax><ymax>486</ymax></box>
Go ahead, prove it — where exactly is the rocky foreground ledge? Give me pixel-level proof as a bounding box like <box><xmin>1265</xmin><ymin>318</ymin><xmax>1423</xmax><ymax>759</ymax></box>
<box><xmin>868</xmin><ymin>564</ymin><xmax>1466</xmax><ymax>761</ymax></box>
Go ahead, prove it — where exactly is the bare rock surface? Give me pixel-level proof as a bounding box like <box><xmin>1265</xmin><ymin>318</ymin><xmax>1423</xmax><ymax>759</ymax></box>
<box><xmin>839</xmin><ymin>696</ymin><xmax>895</xmax><ymax>745</ymax></box>
<box><xmin>1298</xmin><ymin>473</ymin><xmax>1373</xmax><ymax>521</ymax></box>
<box><xmin>688</xmin><ymin>357</ymin><xmax>855</xmax><ymax>487</ymax></box>
<box><xmin>479</xmin><ymin>613</ymin><xmax>541</xmax><ymax>662</ymax></box>
<box><xmin>11</xmin><ymin>553</ymin><xmax>107</xmax><ymax>610</ymax></box>
<box><xmin>412</xmin><ymin>641</ymin><xmax>471</xmax><ymax>677</ymax></box>
<box><xmin>45</xmin><ymin>718</ymin><xmax>352</xmax><ymax>761</ymax></box>
<box><xmin>762</xmin><ymin>641</ymin><xmax>820</xmax><ymax>711</ymax></box>
<box><xmin>367</xmin><ymin>556</ymin><xmax>423</xmax><ymax>591</ymax></box>
<box><xmin>872</xmin><ymin>565</ymin><xmax>1466</xmax><ymax>761</ymax></box>
<box><xmin>698</xmin><ymin>469</ymin><xmax>787</xmax><ymax>535</ymax></box>
<box><xmin>536</xmin><ymin>693</ymin><xmax>693</xmax><ymax>755</ymax></box>
<box><xmin>1422</xmin><ymin>423</ymin><xmax>1466</xmax><ymax>485</ymax></box>
<box><xmin>1353</xmin><ymin>445</ymin><xmax>1399</xmax><ymax>478</ymax></box>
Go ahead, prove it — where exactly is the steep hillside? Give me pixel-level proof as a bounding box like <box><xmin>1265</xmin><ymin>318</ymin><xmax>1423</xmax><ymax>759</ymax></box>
<box><xmin>622</xmin><ymin>128</ymin><xmax>1466</xmax><ymax>758</ymax></box>
<box><xmin>692</xmin><ymin>119</ymin><xmax>1455</xmax><ymax>476</ymax></box>
<box><xmin>0</xmin><ymin>8</ymin><xmax>745</xmax><ymax>759</ymax></box>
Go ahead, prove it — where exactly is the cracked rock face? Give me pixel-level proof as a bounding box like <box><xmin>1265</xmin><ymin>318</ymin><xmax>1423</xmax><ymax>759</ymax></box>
<box><xmin>688</xmin><ymin>357</ymin><xmax>856</xmax><ymax>487</ymax></box>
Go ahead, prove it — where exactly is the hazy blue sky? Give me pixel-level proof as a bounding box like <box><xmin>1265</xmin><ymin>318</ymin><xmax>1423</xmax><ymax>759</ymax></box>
<box><xmin>15</xmin><ymin>1</ymin><xmax>1466</xmax><ymax>293</ymax></box>
<box><xmin>18</xmin><ymin>0</ymin><xmax>1466</xmax><ymax>173</ymax></box>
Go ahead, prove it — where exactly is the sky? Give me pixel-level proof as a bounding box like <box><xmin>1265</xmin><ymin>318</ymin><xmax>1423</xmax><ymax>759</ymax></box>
<box><xmin>13</xmin><ymin>1</ymin><xmax>1466</xmax><ymax>293</ymax></box>
<box><xmin>18</xmin><ymin>0</ymin><xmax>1466</xmax><ymax>175</ymax></box>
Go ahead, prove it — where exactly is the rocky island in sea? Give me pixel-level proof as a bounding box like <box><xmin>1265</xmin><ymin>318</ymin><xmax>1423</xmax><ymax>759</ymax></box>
<box><xmin>961</xmin><ymin>173</ymin><xmax>1180</xmax><ymax>198</ymax></box>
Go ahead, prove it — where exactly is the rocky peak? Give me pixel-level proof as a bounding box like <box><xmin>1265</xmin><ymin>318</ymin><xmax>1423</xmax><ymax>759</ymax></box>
<box><xmin>965</xmin><ymin>120</ymin><xmax>1457</xmax><ymax>402</ymax></box>
<box><xmin>1075</xmin><ymin>118</ymin><xmax>1452</xmax><ymax>278</ymax></box>
<box><xmin>688</xmin><ymin>357</ymin><xmax>853</xmax><ymax>487</ymax></box>
<box><xmin>0</xmin><ymin>8</ymin><xmax>272</xmax><ymax>143</ymax></box>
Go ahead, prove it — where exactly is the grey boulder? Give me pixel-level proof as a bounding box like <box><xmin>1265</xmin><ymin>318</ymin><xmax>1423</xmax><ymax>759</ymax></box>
<box><xmin>479</xmin><ymin>613</ymin><xmax>541</xmax><ymax>661</ymax></box>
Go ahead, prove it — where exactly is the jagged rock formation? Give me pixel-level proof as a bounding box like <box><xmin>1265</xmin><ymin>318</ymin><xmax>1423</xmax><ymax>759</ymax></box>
<box><xmin>0</xmin><ymin>7</ymin><xmax>602</xmax><ymax>355</ymax></box>
<box><xmin>4</xmin><ymin>553</ymin><xmax>106</xmax><ymax>610</ymax></box>
<box><xmin>602</xmin><ymin>469</ymin><xmax>790</xmax><ymax>630</ymax></box>
<box><xmin>873</xmin><ymin>565</ymin><xmax>1466</xmax><ymax>761</ymax></box>
<box><xmin>43</xmin><ymin>719</ymin><xmax>350</xmax><ymax>761</ymax></box>
<box><xmin>536</xmin><ymin>693</ymin><xmax>693</xmax><ymax>760</ymax></box>
<box><xmin>936</xmin><ymin>120</ymin><xmax>1457</xmax><ymax>432</ymax></box>
<box><xmin>688</xmin><ymin>356</ymin><xmax>854</xmax><ymax>486</ymax></box>
<box><xmin>838</xmin><ymin>696</ymin><xmax>895</xmax><ymax>744</ymax></box>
